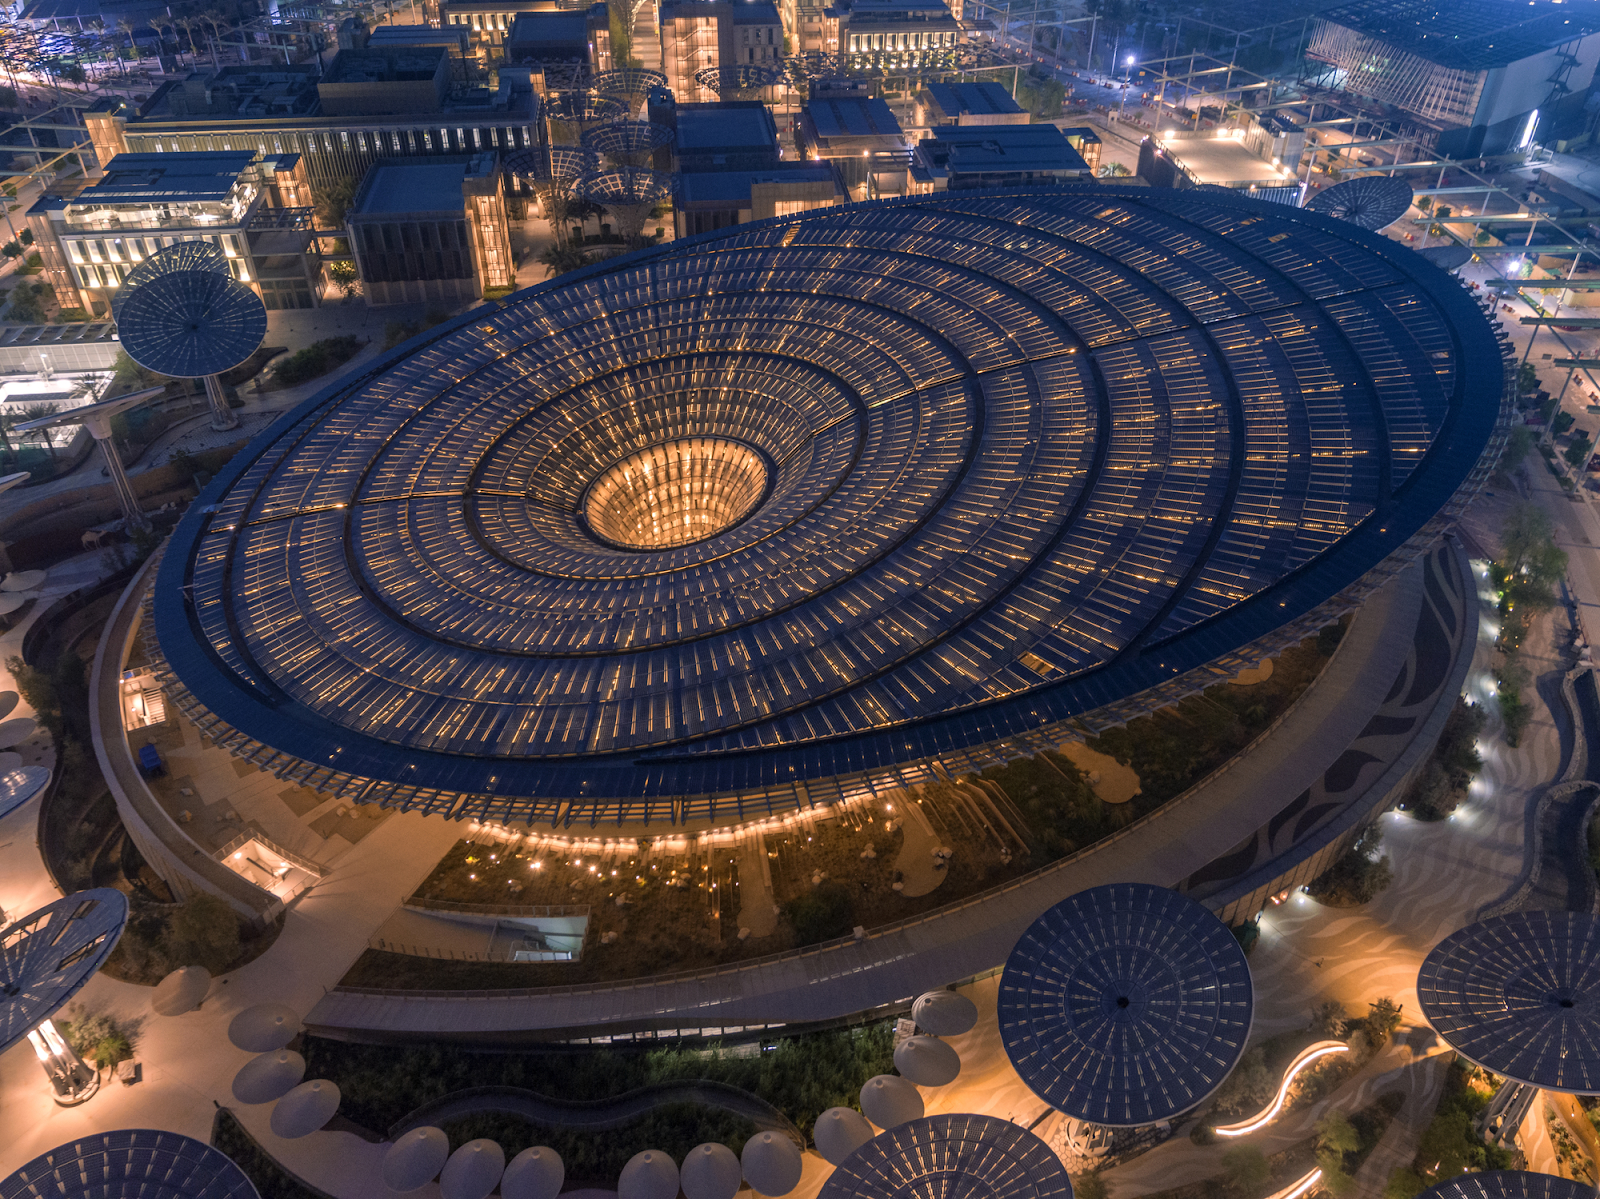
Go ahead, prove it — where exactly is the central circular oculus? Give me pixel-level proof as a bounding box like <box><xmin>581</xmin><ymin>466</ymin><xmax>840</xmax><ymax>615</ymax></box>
<box><xmin>583</xmin><ymin>437</ymin><xmax>769</xmax><ymax>550</ymax></box>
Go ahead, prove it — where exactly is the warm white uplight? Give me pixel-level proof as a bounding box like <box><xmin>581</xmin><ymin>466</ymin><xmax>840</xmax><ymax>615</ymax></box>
<box><xmin>585</xmin><ymin>438</ymin><xmax>769</xmax><ymax>550</ymax></box>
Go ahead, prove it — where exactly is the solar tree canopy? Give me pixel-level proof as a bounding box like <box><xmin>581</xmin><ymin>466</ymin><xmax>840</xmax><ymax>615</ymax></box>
<box><xmin>1304</xmin><ymin>175</ymin><xmax>1414</xmax><ymax>232</ymax></box>
<box><xmin>693</xmin><ymin>63</ymin><xmax>783</xmax><ymax>98</ymax></box>
<box><xmin>581</xmin><ymin>120</ymin><xmax>675</xmax><ymax>162</ymax></box>
<box><xmin>1417</xmin><ymin>911</ymin><xmax>1600</xmax><ymax>1091</ymax></box>
<box><xmin>111</xmin><ymin>240</ymin><xmax>230</xmax><ymax>323</ymax></box>
<box><xmin>817</xmin><ymin>1114</ymin><xmax>1072</xmax><ymax>1199</ymax></box>
<box><xmin>0</xmin><ymin>1131</ymin><xmax>259</xmax><ymax>1199</ymax></box>
<box><xmin>1416</xmin><ymin>1172</ymin><xmax>1596</xmax><ymax>1199</ymax></box>
<box><xmin>999</xmin><ymin>882</ymin><xmax>1253</xmax><ymax>1125</ymax></box>
<box><xmin>0</xmin><ymin>888</ymin><xmax>128</xmax><ymax>1057</ymax></box>
<box><xmin>591</xmin><ymin>67</ymin><xmax>668</xmax><ymax>108</ymax></box>
<box><xmin>117</xmin><ymin>270</ymin><xmax>267</xmax><ymax>380</ymax></box>
<box><xmin>152</xmin><ymin>187</ymin><xmax>1505</xmax><ymax>828</ymax></box>
<box><xmin>505</xmin><ymin>147</ymin><xmax>598</xmax><ymax>186</ymax></box>
<box><xmin>1420</xmin><ymin>244</ymin><xmax>1473</xmax><ymax>271</ymax></box>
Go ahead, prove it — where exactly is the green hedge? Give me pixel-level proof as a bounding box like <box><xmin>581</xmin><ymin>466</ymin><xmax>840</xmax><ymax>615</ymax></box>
<box><xmin>272</xmin><ymin>335</ymin><xmax>363</xmax><ymax>387</ymax></box>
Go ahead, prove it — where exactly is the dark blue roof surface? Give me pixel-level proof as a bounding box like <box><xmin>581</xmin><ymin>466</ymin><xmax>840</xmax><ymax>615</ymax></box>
<box><xmin>818</xmin><ymin>1115</ymin><xmax>1072</xmax><ymax>1199</ymax></box>
<box><xmin>1418</xmin><ymin>1172</ymin><xmax>1595</xmax><ymax>1199</ymax></box>
<box><xmin>999</xmin><ymin>883</ymin><xmax>1253</xmax><ymax>1124</ymax></box>
<box><xmin>924</xmin><ymin>80</ymin><xmax>1024</xmax><ymax>119</ymax></box>
<box><xmin>1</xmin><ymin>1131</ymin><xmax>258</xmax><ymax>1199</ymax></box>
<box><xmin>153</xmin><ymin>185</ymin><xmax>1505</xmax><ymax>823</ymax></box>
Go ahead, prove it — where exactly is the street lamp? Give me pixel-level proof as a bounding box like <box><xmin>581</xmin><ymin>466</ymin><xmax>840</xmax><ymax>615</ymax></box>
<box><xmin>1119</xmin><ymin>54</ymin><xmax>1134</xmax><ymax>117</ymax></box>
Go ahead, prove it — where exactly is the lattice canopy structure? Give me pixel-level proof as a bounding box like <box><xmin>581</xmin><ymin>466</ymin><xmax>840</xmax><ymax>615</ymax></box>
<box><xmin>581</xmin><ymin>120</ymin><xmax>675</xmax><ymax>167</ymax></box>
<box><xmin>507</xmin><ymin>147</ymin><xmax>599</xmax><ymax>246</ymax></box>
<box><xmin>817</xmin><ymin>1114</ymin><xmax>1072</xmax><ymax>1199</ymax></box>
<box><xmin>0</xmin><ymin>1131</ymin><xmax>259</xmax><ymax>1199</ymax></box>
<box><xmin>0</xmin><ymin>890</ymin><xmax>128</xmax><ymax>1057</ymax></box>
<box><xmin>546</xmin><ymin>92</ymin><xmax>628</xmax><ymax>144</ymax></box>
<box><xmin>153</xmin><ymin>188</ymin><xmax>1506</xmax><ymax>830</ymax></box>
<box><xmin>591</xmin><ymin>67</ymin><xmax>668</xmax><ymax>113</ymax></box>
<box><xmin>999</xmin><ymin>883</ymin><xmax>1254</xmax><ymax>1124</ymax></box>
<box><xmin>1418</xmin><ymin>911</ymin><xmax>1600</xmax><ymax>1092</ymax></box>
<box><xmin>575</xmin><ymin>166</ymin><xmax>671</xmax><ymax>243</ymax></box>
<box><xmin>693</xmin><ymin>63</ymin><xmax>784</xmax><ymax>101</ymax></box>
<box><xmin>1305</xmin><ymin>176</ymin><xmax>1414</xmax><ymax>231</ymax></box>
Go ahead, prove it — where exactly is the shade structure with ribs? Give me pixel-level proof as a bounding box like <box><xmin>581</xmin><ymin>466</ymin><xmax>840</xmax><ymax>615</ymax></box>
<box><xmin>1417</xmin><ymin>911</ymin><xmax>1600</xmax><ymax>1091</ymax></box>
<box><xmin>694</xmin><ymin>63</ymin><xmax>784</xmax><ymax>101</ymax></box>
<box><xmin>546</xmin><ymin>92</ymin><xmax>628</xmax><ymax>144</ymax></box>
<box><xmin>231</xmin><ymin>1050</ymin><xmax>306</xmax><ymax>1104</ymax></box>
<box><xmin>0</xmin><ymin>889</ymin><xmax>127</xmax><ymax>1057</ymax></box>
<box><xmin>111</xmin><ymin>240</ymin><xmax>230</xmax><ymax>323</ymax></box>
<box><xmin>581</xmin><ymin>120</ymin><xmax>675</xmax><ymax>167</ymax></box>
<box><xmin>501</xmin><ymin>1147</ymin><xmax>564</xmax><ymax>1199</ymax></box>
<box><xmin>576</xmin><ymin>166</ymin><xmax>672</xmax><ymax>244</ymax></box>
<box><xmin>116</xmin><ymin>269</ymin><xmax>267</xmax><ymax>379</ymax></box>
<box><xmin>817</xmin><ymin>1114</ymin><xmax>1072</xmax><ymax>1199</ymax></box>
<box><xmin>999</xmin><ymin>882</ymin><xmax>1253</xmax><ymax>1125</ymax></box>
<box><xmin>1417</xmin><ymin>1171</ymin><xmax>1596</xmax><ymax>1199</ymax></box>
<box><xmin>0</xmin><ymin>1131</ymin><xmax>258</xmax><ymax>1199</ymax></box>
<box><xmin>1304</xmin><ymin>175</ymin><xmax>1414</xmax><ymax>232</ymax></box>
<box><xmin>154</xmin><ymin>188</ymin><xmax>1506</xmax><ymax>831</ymax></box>
<box><xmin>680</xmin><ymin>1143</ymin><xmax>741</xmax><ymax>1199</ymax></box>
<box><xmin>384</xmin><ymin>1128</ymin><xmax>451</xmax><ymax>1194</ymax></box>
<box><xmin>591</xmin><ymin>67</ymin><xmax>668</xmax><ymax>113</ymax></box>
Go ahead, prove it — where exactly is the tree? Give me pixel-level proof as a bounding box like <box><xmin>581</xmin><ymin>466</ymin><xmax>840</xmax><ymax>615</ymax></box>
<box><xmin>1363</xmin><ymin>997</ymin><xmax>1404</xmax><ymax>1044</ymax></box>
<box><xmin>1499</xmin><ymin>424</ymin><xmax>1534</xmax><ymax>473</ymax></box>
<box><xmin>1098</xmin><ymin>161</ymin><xmax>1132</xmax><ymax>178</ymax></box>
<box><xmin>783</xmin><ymin>879</ymin><xmax>855</xmax><ymax>946</ymax></box>
<box><xmin>1</xmin><ymin>240</ymin><xmax>20</xmax><ymax>260</ymax></box>
<box><xmin>1384</xmin><ymin>1168</ymin><xmax>1426</xmax><ymax>1199</ymax></box>
<box><xmin>312</xmin><ymin>177</ymin><xmax>358</xmax><ymax>229</ymax></box>
<box><xmin>1315</xmin><ymin>1110</ymin><xmax>1360</xmax><ymax>1196</ymax></box>
<box><xmin>1309</xmin><ymin>1000</ymin><xmax>1346</xmax><ymax>1038</ymax></box>
<box><xmin>6</xmin><ymin>282</ymin><xmax>47</xmax><ymax>323</ymax></box>
<box><xmin>1566</xmin><ymin>431</ymin><xmax>1593</xmax><ymax>468</ymax></box>
<box><xmin>1308</xmin><ymin>823</ymin><xmax>1393</xmax><ymax>906</ymax></box>
<box><xmin>1518</xmin><ymin>361</ymin><xmax>1539</xmax><ymax>394</ymax></box>
<box><xmin>328</xmin><ymin>257</ymin><xmax>361</xmax><ymax>298</ymax></box>
<box><xmin>1069</xmin><ymin>1174</ymin><xmax>1108</xmax><ymax>1199</ymax></box>
<box><xmin>6</xmin><ymin>654</ymin><xmax>61</xmax><ymax>740</ymax></box>
<box><xmin>540</xmin><ymin>244</ymin><xmax>590</xmax><ymax>278</ymax></box>
<box><xmin>163</xmin><ymin>892</ymin><xmax>242</xmax><ymax>973</ymax></box>
<box><xmin>1221</xmin><ymin>1146</ymin><xmax>1270</xmax><ymax>1194</ymax></box>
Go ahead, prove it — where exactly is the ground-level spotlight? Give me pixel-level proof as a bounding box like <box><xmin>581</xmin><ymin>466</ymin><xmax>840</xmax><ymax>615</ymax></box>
<box><xmin>28</xmin><ymin>1018</ymin><xmax>98</xmax><ymax>1105</ymax></box>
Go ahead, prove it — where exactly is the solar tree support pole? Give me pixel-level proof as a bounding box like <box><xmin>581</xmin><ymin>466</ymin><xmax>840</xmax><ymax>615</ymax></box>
<box><xmin>79</xmin><ymin>411</ymin><xmax>151</xmax><ymax>533</ymax></box>
<box><xmin>204</xmin><ymin>373</ymin><xmax>238</xmax><ymax>432</ymax></box>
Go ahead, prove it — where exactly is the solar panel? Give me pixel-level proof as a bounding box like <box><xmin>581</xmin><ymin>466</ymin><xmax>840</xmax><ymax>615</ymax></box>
<box><xmin>1304</xmin><ymin>175</ymin><xmax>1414</xmax><ymax>231</ymax></box>
<box><xmin>112</xmin><ymin>241</ymin><xmax>230</xmax><ymax>323</ymax></box>
<box><xmin>1418</xmin><ymin>1171</ymin><xmax>1596</xmax><ymax>1199</ymax></box>
<box><xmin>693</xmin><ymin>64</ymin><xmax>783</xmax><ymax>99</ymax></box>
<box><xmin>0</xmin><ymin>1130</ymin><xmax>259</xmax><ymax>1199</ymax></box>
<box><xmin>0</xmin><ymin>890</ymin><xmax>129</xmax><ymax>1057</ymax></box>
<box><xmin>1417</xmin><ymin>911</ymin><xmax>1600</xmax><ymax>1092</ymax></box>
<box><xmin>150</xmin><ymin>187</ymin><xmax>1505</xmax><ymax>825</ymax></box>
<box><xmin>581</xmin><ymin>121</ymin><xmax>675</xmax><ymax>163</ymax></box>
<box><xmin>1420</xmin><ymin>244</ymin><xmax>1473</xmax><ymax>271</ymax></box>
<box><xmin>816</xmin><ymin>1114</ymin><xmax>1072</xmax><ymax>1199</ymax></box>
<box><xmin>117</xmin><ymin>270</ymin><xmax>268</xmax><ymax>379</ymax></box>
<box><xmin>999</xmin><ymin>883</ymin><xmax>1254</xmax><ymax>1125</ymax></box>
<box><xmin>591</xmin><ymin>68</ymin><xmax>667</xmax><ymax>109</ymax></box>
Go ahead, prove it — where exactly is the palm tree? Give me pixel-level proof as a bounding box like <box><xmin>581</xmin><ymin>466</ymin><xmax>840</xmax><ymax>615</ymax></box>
<box><xmin>115</xmin><ymin>16</ymin><xmax>136</xmax><ymax>66</ymax></box>
<box><xmin>539</xmin><ymin>245</ymin><xmax>589</xmax><ymax>278</ymax></box>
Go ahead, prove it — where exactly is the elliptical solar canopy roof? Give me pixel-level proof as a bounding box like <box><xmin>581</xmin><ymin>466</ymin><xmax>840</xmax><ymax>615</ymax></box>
<box><xmin>1417</xmin><ymin>911</ymin><xmax>1600</xmax><ymax>1091</ymax></box>
<box><xmin>117</xmin><ymin>270</ymin><xmax>268</xmax><ymax>379</ymax></box>
<box><xmin>1304</xmin><ymin>176</ymin><xmax>1414</xmax><ymax>232</ymax></box>
<box><xmin>111</xmin><ymin>241</ymin><xmax>229</xmax><ymax>323</ymax></box>
<box><xmin>0</xmin><ymin>1131</ymin><xmax>259</xmax><ymax>1199</ymax></box>
<box><xmin>1417</xmin><ymin>1171</ymin><xmax>1595</xmax><ymax>1199</ymax></box>
<box><xmin>154</xmin><ymin>187</ymin><xmax>1504</xmax><ymax>826</ymax></box>
<box><xmin>0</xmin><ymin>889</ymin><xmax>128</xmax><ymax>1057</ymax></box>
<box><xmin>999</xmin><ymin>882</ymin><xmax>1253</xmax><ymax>1124</ymax></box>
<box><xmin>816</xmin><ymin>1114</ymin><xmax>1072</xmax><ymax>1199</ymax></box>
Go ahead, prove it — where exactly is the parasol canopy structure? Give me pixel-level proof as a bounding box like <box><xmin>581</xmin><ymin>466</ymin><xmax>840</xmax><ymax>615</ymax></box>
<box><xmin>576</xmin><ymin>166</ymin><xmax>672</xmax><ymax>244</ymax></box>
<box><xmin>384</xmin><ymin>1128</ymin><xmax>450</xmax><ymax>1193</ymax></box>
<box><xmin>813</xmin><ymin>1108</ymin><xmax>873</xmax><ymax>1166</ymax></box>
<box><xmin>859</xmin><ymin>1074</ymin><xmax>923</xmax><ymax>1130</ymax></box>
<box><xmin>0</xmin><ymin>889</ymin><xmax>128</xmax><ymax>1057</ymax></box>
<box><xmin>679</xmin><ymin>1143</ymin><xmax>741</xmax><ymax>1199</ymax></box>
<box><xmin>232</xmin><ymin>1050</ymin><xmax>306</xmax><ymax>1105</ymax></box>
<box><xmin>1304</xmin><ymin>174</ymin><xmax>1414</xmax><ymax>231</ymax></box>
<box><xmin>817</xmin><ymin>1114</ymin><xmax>1073</xmax><ymax>1199</ymax></box>
<box><xmin>617</xmin><ymin>1151</ymin><xmax>678</xmax><ymax>1199</ymax></box>
<box><xmin>0</xmin><ymin>717</ymin><xmax>37</xmax><ymax>748</ymax></box>
<box><xmin>1418</xmin><ymin>910</ymin><xmax>1600</xmax><ymax>1091</ymax></box>
<box><xmin>501</xmin><ymin>1147</ymin><xmax>564</xmax><ymax>1199</ymax></box>
<box><xmin>912</xmin><ymin>990</ymin><xmax>977</xmax><ymax>1036</ymax></box>
<box><xmin>893</xmin><ymin>1035</ymin><xmax>961</xmax><ymax>1087</ymax></box>
<box><xmin>151</xmin><ymin>965</ymin><xmax>211</xmax><ymax>1016</ymax></box>
<box><xmin>1416</xmin><ymin>1171</ymin><xmax>1596</xmax><ymax>1199</ymax></box>
<box><xmin>0</xmin><ymin>1130</ymin><xmax>259</xmax><ymax>1199</ymax></box>
<box><xmin>581</xmin><ymin>120</ymin><xmax>675</xmax><ymax>167</ymax></box>
<box><xmin>546</xmin><ymin>92</ymin><xmax>629</xmax><ymax>143</ymax></box>
<box><xmin>693</xmin><ymin>63</ymin><xmax>784</xmax><ymax>101</ymax></box>
<box><xmin>116</xmin><ymin>269</ymin><xmax>267</xmax><ymax>381</ymax></box>
<box><xmin>228</xmin><ymin>1002</ymin><xmax>302</xmax><ymax>1052</ymax></box>
<box><xmin>999</xmin><ymin>882</ymin><xmax>1254</xmax><ymax>1125</ymax></box>
<box><xmin>740</xmin><ymin>1133</ymin><xmax>802</xmax><ymax>1197</ymax></box>
<box><xmin>591</xmin><ymin>67</ymin><xmax>668</xmax><ymax>113</ymax></box>
<box><xmin>440</xmin><ymin>1140</ymin><xmax>505</xmax><ymax>1199</ymax></box>
<box><xmin>270</xmin><ymin>1079</ymin><xmax>340</xmax><ymax>1139</ymax></box>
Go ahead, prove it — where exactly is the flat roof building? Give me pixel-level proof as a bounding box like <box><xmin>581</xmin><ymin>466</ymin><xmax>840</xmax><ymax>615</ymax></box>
<box><xmin>797</xmin><ymin>91</ymin><xmax>910</xmax><ymax>196</ymax></box>
<box><xmin>27</xmin><ymin>150</ymin><xmax>320</xmax><ymax>316</ymax></box>
<box><xmin>826</xmin><ymin>0</ymin><xmax>962</xmax><ymax>62</ymax></box>
<box><xmin>1308</xmin><ymin>0</ymin><xmax>1600</xmax><ymax>155</ymax></box>
<box><xmin>659</xmin><ymin>0</ymin><xmax>782</xmax><ymax>103</ymax></box>
<box><xmin>501</xmin><ymin>6</ymin><xmax>613</xmax><ymax>76</ymax></box>
<box><xmin>84</xmin><ymin>56</ymin><xmax>545</xmax><ymax>190</ymax></box>
<box><xmin>347</xmin><ymin>153</ymin><xmax>513</xmax><ymax>306</ymax></box>
<box><xmin>1137</xmin><ymin>116</ymin><xmax>1306</xmax><ymax>203</ymax></box>
<box><xmin>648</xmin><ymin>97</ymin><xmax>781</xmax><ymax>170</ymax></box>
<box><xmin>909</xmin><ymin>123</ymin><xmax>1089</xmax><ymax>191</ymax></box>
<box><xmin>920</xmin><ymin>81</ymin><xmax>1027</xmax><ymax>126</ymax></box>
<box><xmin>675</xmin><ymin>161</ymin><xmax>844</xmax><ymax>236</ymax></box>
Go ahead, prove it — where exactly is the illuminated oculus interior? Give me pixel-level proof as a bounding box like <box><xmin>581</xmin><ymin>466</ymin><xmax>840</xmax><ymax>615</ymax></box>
<box><xmin>584</xmin><ymin>438</ymin><xmax>769</xmax><ymax>549</ymax></box>
<box><xmin>152</xmin><ymin>187</ymin><xmax>1505</xmax><ymax>829</ymax></box>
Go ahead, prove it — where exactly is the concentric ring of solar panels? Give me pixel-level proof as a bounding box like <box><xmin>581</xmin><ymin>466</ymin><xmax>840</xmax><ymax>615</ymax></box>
<box><xmin>816</xmin><ymin>1114</ymin><xmax>1073</xmax><ymax>1199</ymax></box>
<box><xmin>0</xmin><ymin>889</ymin><xmax>129</xmax><ymax>1057</ymax></box>
<box><xmin>112</xmin><ymin>240</ymin><xmax>229</xmax><ymax>322</ymax></box>
<box><xmin>1417</xmin><ymin>1171</ymin><xmax>1596</xmax><ymax>1199</ymax></box>
<box><xmin>155</xmin><ymin>186</ymin><xmax>1504</xmax><ymax>825</ymax></box>
<box><xmin>998</xmin><ymin>883</ymin><xmax>1253</xmax><ymax>1124</ymax></box>
<box><xmin>1304</xmin><ymin>175</ymin><xmax>1414</xmax><ymax>232</ymax></box>
<box><xmin>0</xmin><ymin>1130</ymin><xmax>259</xmax><ymax>1199</ymax></box>
<box><xmin>117</xmin><ymin>269</ymin><xmax>268</xmax><ymax>379</ymax></box>
<box><xmin>1417</xmin><ymin>911</ymin><xmax>1600</xmax><ymax>1091</ymax></box>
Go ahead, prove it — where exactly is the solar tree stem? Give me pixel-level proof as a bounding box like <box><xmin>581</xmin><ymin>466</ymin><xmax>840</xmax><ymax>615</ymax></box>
<box><xmin>97</xmin><ymin>434</ymin><xmax>151</xmax><ymax>533</ymax></box>
<box><xmin>204</xmin><ymin>374</ymin><xmax>238</xmax><ymax>432</ymax></box>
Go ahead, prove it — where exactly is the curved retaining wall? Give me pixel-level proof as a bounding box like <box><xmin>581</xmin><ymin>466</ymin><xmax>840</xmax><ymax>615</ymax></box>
<box><xmin>88</xmin><ymin>550</ymin><xmax>278</xmax><ymax>927</ymax></box>
<box><xmin>304</xmin><ymin>539</ymin><xmax>1479</xmax><ymax>1042</ymax></box>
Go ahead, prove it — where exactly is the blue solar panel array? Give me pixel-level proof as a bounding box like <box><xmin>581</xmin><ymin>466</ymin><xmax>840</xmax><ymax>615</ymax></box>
<box><xmin>817</xmin><ymin>1114</ymin><xmax>1072</xmax><ymax>1199</ymax></box>
<box><xmin>0</xmin><ymin>889</ymin><xmax>128</xmax><ymax>1058</ymax></box>
<box><xmin>153</xmin><ymin>186</ymin><xmax>1505</xmax><ymax>823</ymax></box>
<box><xmin>1</xmin><ymin>1131</ymin><xmax>258</xmax><ymax>1199</ymax></box>
<box><xmin>1417</xmin><ymin>911</ymin><xmax>1600</xmax><ymax>1092</ymax></box>
<box><xmin>998</xmin><ymin>883</ymin><xmax>1253</xmax><ymax>1125</ymax></box>
<box><xmin>1304</xmin><ymin>176</ymin><xmax>1414</xmax><ymax>232</ymax></box>
<box><xmin>1418</xmin><ymin>1171</ymin><xmax>1595</xmax><ymax>1199</ymax></box>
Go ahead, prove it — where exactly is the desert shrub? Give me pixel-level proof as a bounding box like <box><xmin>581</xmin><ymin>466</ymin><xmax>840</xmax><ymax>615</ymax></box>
<box><xmin>1307</xmin><ymin>824</ymin><xmax>1392</xmax><ymax>906</ymax></box>
<box><xmin>272</xmin><ymin>335</ymin><xmax>362</xmax><ymax>386</ymax></box>
<box><xmin>783</xmin><ymin>879</ymin><xmax>855</xmax><ymax>946</ymax></box>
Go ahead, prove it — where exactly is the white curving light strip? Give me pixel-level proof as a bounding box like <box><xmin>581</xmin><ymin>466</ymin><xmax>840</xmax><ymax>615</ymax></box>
<box><xmin>1214</xmin><ymin>1041</ymin><xmax>1348</xmax><ymax>1138</ymax></box>
<box><xmin>1263</xmin><ymin>1168</ymin><xmax>1322</xmax><ymax>1199</ymax></box>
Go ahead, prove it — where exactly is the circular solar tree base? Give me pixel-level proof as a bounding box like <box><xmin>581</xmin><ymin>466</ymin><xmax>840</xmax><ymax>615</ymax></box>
<box><xmin>591</xmin><ymin>68</ymin><xmax>668</xmax><ymax>114</ymax></box>
<box><xmin>1304</xmin><ymin>175</ymin><xmax>1414</xmax><ymax>232</ymax></box>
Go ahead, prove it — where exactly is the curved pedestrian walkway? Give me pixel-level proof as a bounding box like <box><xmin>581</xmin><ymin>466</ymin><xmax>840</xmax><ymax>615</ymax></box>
<box><xmin>389</xmin><ymin>1080</ymin><xmax>803</xmax><ymax>1145</ymax></box>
